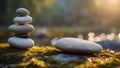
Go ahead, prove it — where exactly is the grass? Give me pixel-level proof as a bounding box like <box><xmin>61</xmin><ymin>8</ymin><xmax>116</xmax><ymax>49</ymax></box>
<box><xmin>0</xmin><ymin>43</ymin><xmax>120</xmax><ymax>68</ymax></box>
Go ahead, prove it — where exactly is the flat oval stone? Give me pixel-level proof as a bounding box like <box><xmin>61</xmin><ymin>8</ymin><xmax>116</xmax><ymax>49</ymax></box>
<box><xmin>55</xmin><ymin>38</ymin><xmax>103</xmax><ymax>54</ymax></box>
<box><xmin>8</xmin><ymin>37</ymin><xmax>34</xmax><ymax>49</ymax></box>
<box><xmin>15</xmin><ymin>33</ymin><xmax>31</xmax><ymax>38</ymax></box>
<box><xmin>13</xmin><ymin>16</ymin><xmax>32</xmax><ymax>24</ymax></box>
<box><xmin>16</xmin><ymin>8</ymin><xmax>30</xmax><ymax>16</ymax></box>
<box><xmin>8</xmin><ymin>24</ymin><xmax>34</xmax><ymax>33</ymax></box>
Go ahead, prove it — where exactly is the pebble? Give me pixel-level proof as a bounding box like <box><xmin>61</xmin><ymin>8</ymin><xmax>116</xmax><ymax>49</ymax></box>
<box><xmin>98</xmin><ymin>39</ymin><xmax>120</xmax><ymax>52</ymax></box>
<box><xmin>13</xmin><ymin>16</ymin><xmax>32</xmax><ymax>24</ymax></box>
<box><xmin>16</xmin><ymin>8</ymin><xmax>30</xmax><ymax>16</ymax></box>
<box><xmin>52</xmin><ymin>53</ymin><xmax>79</xmax><ymax>62</ymax></box>
<box><xmin>8</xmin><ymin>37</ymin><xmax>34</xmax><ymax>49</ymax></box>
<box><xmin>15</xmin><ymin>33</ymin><xmax>31</xmax><ymax>38</ymax></box>
<box><xmin>8</xmin><ymin>24</ymin><xmax>34</xmax><ymax>33</ymax></box>
<box><xmin>55</xmin><ymin>38</ymin><xmax>103</xmax><ymax>54</ymax></box>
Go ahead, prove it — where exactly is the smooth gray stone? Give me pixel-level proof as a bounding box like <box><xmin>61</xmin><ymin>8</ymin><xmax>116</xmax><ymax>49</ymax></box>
<box><xmin>98</xmin><ymin>39</ymin><xmax>120</xmax><ymax>52</ymax></box>
<box><xmin>8</xmin><ymin>37</ymin><xmax>34</xmax><ymax>49</ymax></box>
<box><xmin>55</xmin><ymin>38</ymin><xmax>103</xmax><ymax>54</ymax></box>
<box><xmin>8</xmin><ymin>24</ymin><xmax>34</xmax><ymax>33</ymax></box>
<box><xmin>15</xmin><ymin>33</ymin><xmax>31</xmax><ymax>38</ymax></box>
<box><xmin>52</xmin><ymin>54</ymin><xmax>79</xmax><ymax>62</ymax></box>
<box><xmin>16</xmin><ymin>8</ymin><xmax>30</xmax><ymax>16</ymax></box>
<box><xmin>13</xmin><ymin>16</ymin><xmax>32</xmax><ymax>24</ymax></box>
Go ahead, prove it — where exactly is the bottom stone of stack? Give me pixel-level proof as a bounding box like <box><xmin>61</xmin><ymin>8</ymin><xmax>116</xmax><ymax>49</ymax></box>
<box><xmin>8</xmin><ymin>37</ymin><xmax>34</xmax><ymax>49</ymax></box>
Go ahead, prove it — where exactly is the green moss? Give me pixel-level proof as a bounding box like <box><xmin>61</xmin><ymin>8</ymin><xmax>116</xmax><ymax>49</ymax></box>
<box><xmin>0</xmin><ymin>43</ymin><xmax>26</xmax><ymax>64</ymax></box>
<box><xmin>76</xmin><ymin>50</ymin><xmax>120</xmax><ymax>68</ymax></box>
<box><xmin>0</xmin><ymin>43</ymin><xmax>120</xmax><ymax>68</ymax></box>
<box><xmin>0</xmin><ymin>43</ymin><xmax>60</xmax><ymax>64</ymax></box>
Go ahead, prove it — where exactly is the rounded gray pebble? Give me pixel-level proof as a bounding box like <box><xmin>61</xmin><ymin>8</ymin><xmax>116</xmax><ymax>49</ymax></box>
<box><xmin>16</xmin><ymin>8</ymin><xmax>30</xmax><ymax>16</ymax></box>
<box><xmin>8</xmin><ymin>37</ymin><xmax>34</xmax><ymax>49</ymax></box>
<box><xmin>55</xmin><ymin>38</ymin><xmax>103</xmax><ymax>54</ymax></box>
<box><xmin>8</xmin><ymin>24</ymin><xmax>34</xmax><ymax>33</ymax></box>
<box><xmin>13</xmin><ymin>16</ymin><xmax>32</xmax><ymax>24</ymax></box>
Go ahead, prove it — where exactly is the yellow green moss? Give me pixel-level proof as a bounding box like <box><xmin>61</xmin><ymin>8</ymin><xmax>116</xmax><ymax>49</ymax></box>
<box><xmin>0</xmin><ymin>43</ymin><xmax>120</xmax><ymax>68</ymax></box>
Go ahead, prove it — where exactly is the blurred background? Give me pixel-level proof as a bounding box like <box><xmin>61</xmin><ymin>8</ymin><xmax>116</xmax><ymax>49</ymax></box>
<box><xmin>1</xmin><ymin>0</ymin><xmax>120</xmax><ymax>45</ymax></box>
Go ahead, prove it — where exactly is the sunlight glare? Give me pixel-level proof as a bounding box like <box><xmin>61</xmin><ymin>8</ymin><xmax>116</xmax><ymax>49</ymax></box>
<box><xmin>94</xmin><ymin>0</ymin><xmax>102</xmax><ymax>8</ymax></box>
<box><xmin>105</xmin><ymin>0</ymin><xmax>119</xmax><ymax>8</ymax></box>
<box><xmin>107</xmin><ymin>0</ymin><xmax>119</xmax><ymax>5</ymax></box>
<box><xmin>118</xmin><ymin>33</ymin><xmax>120</xmax><ymax>38</ymax></box>
<box><xmin>93</xmin><ymin>0</ymin><xmax>120</xmax><ymax>15</ymax></box>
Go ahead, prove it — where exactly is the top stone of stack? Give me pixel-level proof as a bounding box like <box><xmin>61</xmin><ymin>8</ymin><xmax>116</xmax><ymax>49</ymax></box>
<box><xmin>14</xmin><ymin>8</ymin><xmax>32</xmax><ymax>24</ymax></box>
<box><xmin>16</xmin><ymin>8</ymin><xmax>30</xmax><ymax>16</ymax></box>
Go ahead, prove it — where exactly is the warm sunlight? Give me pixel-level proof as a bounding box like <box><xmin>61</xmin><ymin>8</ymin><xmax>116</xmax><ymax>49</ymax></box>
<box><xmin>107</xmin><ymin>0</ymin><xmax>119</xmax><ymax>5</ymax></box>
<box><xmin>94</xmin><ymin>0</ymin><xmax>120</xmax><ymax>8</ymax></box>
<box><xmin>105</xmin><ymin>0</ymin><xmax>119</xmax><ymax>8</ymax></box>
<box><xmin>118</xmin><ymin>33</ymin><xmax>120</xmax><ymax>38</ymax></box>
<box><xmin>94</xmin><ymin>0</ymin><xmax>102</xmax><ymax>8</ymax></box>
<box><xmin>94</xmin><ymin>0</ymin><xmax>120</xmax><ymax>15</ymax></box>
<box><xmin>105</xmin><ymin>0</ymin><xmax>120</xmax><ymax>14</ymax></box>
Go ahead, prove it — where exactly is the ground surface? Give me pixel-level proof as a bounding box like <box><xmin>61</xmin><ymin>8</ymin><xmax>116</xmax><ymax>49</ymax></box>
<box><xmin>0</xmin><ymin>43</ymin><xmax>120</xmax><ymax>68</ymax></box>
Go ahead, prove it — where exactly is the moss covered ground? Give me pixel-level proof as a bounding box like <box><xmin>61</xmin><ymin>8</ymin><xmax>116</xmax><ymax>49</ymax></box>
<box><xmin>0</xmin><ymin>43</ymin><xmax>120</xmax><ymax>68</ymax></box>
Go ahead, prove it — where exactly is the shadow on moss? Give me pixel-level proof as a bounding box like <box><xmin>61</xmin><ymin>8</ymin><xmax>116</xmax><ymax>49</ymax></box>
<box><xmin>0</xmin><ymin>43</ymin><xmax>27</xmax><ymax>64</ymax></box>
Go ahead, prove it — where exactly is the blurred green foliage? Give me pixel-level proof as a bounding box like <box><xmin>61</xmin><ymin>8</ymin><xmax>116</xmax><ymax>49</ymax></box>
<box><xmin>4</xmin><ymin>0</ymin><xmax>59</xmax><ymax>26</ymax></box>
<box><xmin>1</xmin><ymin>0</ymin><xmax>120</xmax><ymax>33</ymax></box>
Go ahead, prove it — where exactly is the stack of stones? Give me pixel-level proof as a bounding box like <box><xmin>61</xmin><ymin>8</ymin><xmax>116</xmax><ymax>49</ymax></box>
<box><xmin>8</xmin><ymin>8</ymin><xmax>34</xmax><ymax>49</ymax></box>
